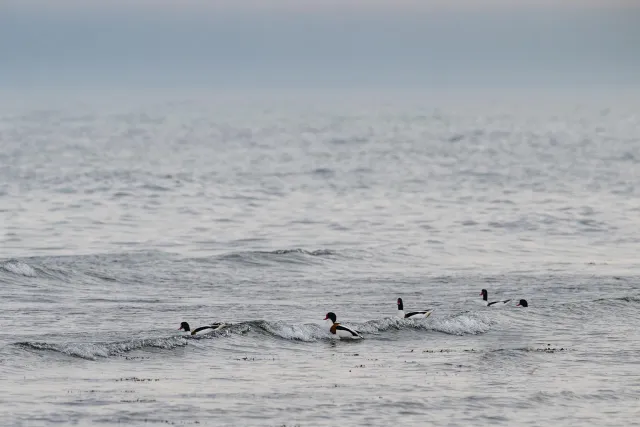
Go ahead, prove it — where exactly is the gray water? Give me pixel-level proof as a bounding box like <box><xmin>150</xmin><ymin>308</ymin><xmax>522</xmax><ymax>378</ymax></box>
<box><xmin>1</xmin><ymin>92</ymin><xmax>640</xmax><ymax>426</ymax></box>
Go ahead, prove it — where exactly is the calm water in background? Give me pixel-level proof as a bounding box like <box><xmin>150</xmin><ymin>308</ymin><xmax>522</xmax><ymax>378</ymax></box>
<box><xmin>1</xmin><ymin>91</ymin><xmax>639</xmax><ymax>426</ymax></box>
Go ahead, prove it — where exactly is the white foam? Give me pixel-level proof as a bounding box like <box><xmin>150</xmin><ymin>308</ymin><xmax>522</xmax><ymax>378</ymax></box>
<box><xmin>356</xmin><ymin>313</ymin><xmax>494</xmax><ymax>336</ymax></box>
<box><xmin>430</xmin><ymin>313</ymin><xmax>495</xmax><ymax>335</ymax></box>
<box><xmin>19</xmin><ymin>336</ymin><xmax>188</xmax><ymax>360</ymax></box>
<box><xmin>258</xmin><ymin>321</ymin><xmax>329</xmax><ymax>342</ymax></box>
<box><xmin>255</xmin><ymin>313</ymin><xmax>494</xmax><ymax>342</ymax></box>
<box><xmin>1</xmin><ymin>260</ymin><xmax>38</xmax><ymax>277</ymax></box>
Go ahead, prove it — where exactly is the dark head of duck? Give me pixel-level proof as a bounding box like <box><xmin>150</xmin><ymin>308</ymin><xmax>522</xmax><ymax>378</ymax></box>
<box><xmin>179</xmin><ymin>321</ymin><xmax>190</xmax><ymax>331</ymax></box>
<box><xmin>397</xmin><ymin>298</ymin><xmax>404</xmax><ymax>310</ymax></box>
<box><xmin>324</xmin><ymin>312</ymin><xmax>337</xmax><ymax>323</ymax></box>
<box><xmin>480</xmin><ymin>289</ymin><xmax>488</xmax><ymax>301</ymax></box>
<box><xmin>516</xmin><ymin>299</ymin><xmax>528</xmax><ymax>307</ymax></box>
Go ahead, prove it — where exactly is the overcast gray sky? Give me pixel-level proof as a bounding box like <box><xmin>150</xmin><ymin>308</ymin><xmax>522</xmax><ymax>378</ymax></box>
<box><xmin>1</xmin><ymin>1</ymin><xmax>638</xmax><ymax>90</ymax></box>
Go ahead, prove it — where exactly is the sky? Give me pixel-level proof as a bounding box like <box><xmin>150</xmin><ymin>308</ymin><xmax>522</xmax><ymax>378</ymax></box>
<box><xmin>1</xmin><ymin>1</ymin><xmax>638</xmax><ymax>91</ymax></box>
<box><xmin>4</xmin><ymin>0</ymin><xmax>638</xmax><ymax>12</ymax></box>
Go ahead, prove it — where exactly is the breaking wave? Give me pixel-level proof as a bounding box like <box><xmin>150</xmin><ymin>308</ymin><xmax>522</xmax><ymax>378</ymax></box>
<box><xmin>1</xmin><ymin>260</ymin><xmax>38</xmax><ymax>277</ymax></box>
<box><xmin>16</xmin><ymin>336</ymin><xmax>188</xmax><ymax>361</ymax></box>
<box><xmin>593</xmin><ymin>296</ymin><xmax>640</xmax><ymax>305</ymax></box>
<box><xmin>14</xmin><ymin>313</ymin><xmax>494</xmax><ymax>360</ymax></box>
<box><xmin>208</xmin><ymin>248</ymin><xmax>338</xmax><ymax>267</ymax></box>
<box><xmin>356</xmin><ymin>312</ymin><xmax>494</xmax><ymax>336</ymax></box>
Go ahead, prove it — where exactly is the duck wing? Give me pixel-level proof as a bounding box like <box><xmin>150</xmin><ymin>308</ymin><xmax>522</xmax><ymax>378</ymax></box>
<box><xmin>190</xmin><ymin>325</ymin><xmax>219</xmax><ymax>335</ymax></box>
<box><xmin>487</xmin><ymin>299</ymin><xmax>511</xmax><ymax>306</ymax></box>
<box><xmin>336</xmin><ymin>325</ymin><xmax>363</xmax><ymax>338</ymax></box>
<box><xmin>405</xmin><ymin>310</ymin><xmax>431</xmax><ymax>317</ymax></box>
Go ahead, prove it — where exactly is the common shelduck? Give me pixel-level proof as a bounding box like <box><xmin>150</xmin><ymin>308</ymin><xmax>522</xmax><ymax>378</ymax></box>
<box><xmin>324</xmin><ymin>312</ymin><xmax>363</xmax><ymax>339</ymax></box>
<box><xmin>178</xmin><ymin>321</ymin><xmax>226</xmax><ymax>335</ymax></box>
<box><xmin>397</xmin><ymin>298</ymin><xmax>432</xmax><ymax>319</ymax></box>
<box><xmin>480</xmin><ymin>289</ymin><xmax>511</xmax><ymax>306</ymax></box>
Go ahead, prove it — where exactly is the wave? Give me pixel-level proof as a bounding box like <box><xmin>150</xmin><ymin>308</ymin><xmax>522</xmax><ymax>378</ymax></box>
<box><xmin>210</xmin><ymin>248</ymin><xmax>338</xmax><ymax>266</ymax></box>
<box><xmin>16</xmin><ymin>336</ymin><xmax>188</xmax><ymax>361</ymax></box>
<box><xmin>1</xmin><ymin>260</ymin><xmax>38</xmax><ymax>277</ymax></box>
<box><xmin>355</xmin><ymin>312</ymin><xmax>494</xmax><ymax>336</ymax></box>
<box><xmin>14</xmin><ymin>313</ymin><xmax>493</xmax><ymax>360</ymax></box>
<box><xmin>0</xmin><ymin>259</ymin><xmax>74</xmax><ymax>281</ymax></box>
<box><xmin>268</xmin><ymin>249</ymin><xmax>334</xmax><ymax>256</ymax></box>
<box><xmin>0</xmin><ymin>249</ymin><xmax>340</xmax><ymax>282</ymax></box>
<box><xmin>251</xmin><ymin>320</ymin><xmax>330</xmax><ymax>341</ymax></box>
<box><xmin>246</xmin><ymin>312</ymin><xmax>492</xmax><ymax>342</ymax></box>
<box><xmin>558</xmin><ymin>295</ymin><xmax>640</xmax><ymax>313</ymax></box>
<box><xmin>0</xmin><ymin>251</ymin><xmax>174</xmax><ymax>283</ymax></box>
<box><xmin>593</xmin><ymin>296</ymin><xmax>640</xmax><ymax>305</ymax></box>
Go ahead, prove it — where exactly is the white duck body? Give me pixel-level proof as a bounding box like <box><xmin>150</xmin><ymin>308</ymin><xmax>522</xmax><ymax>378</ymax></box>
<box><xmin>324</xmin><ymin>313</ymin><xmax>363</xmax><ymax>340</ymax></box>
<box><xmin>179</xmin><ymin>321</ymin><xmax>226</xmax><ymax>335</ymax></box>
<box><xmin>480</xmin><ymin>289</ymin><xmax>511</xmax><ymax>307</ymax></box>
<box><xmin>396</xmin><ymin>298</ymin><xmax>432</xmax><ymax>319</ymax></box>
<box><xmin>397</xmin><ymin>310</ymin><xmax>432</xmax><ymax>319</ymax></box>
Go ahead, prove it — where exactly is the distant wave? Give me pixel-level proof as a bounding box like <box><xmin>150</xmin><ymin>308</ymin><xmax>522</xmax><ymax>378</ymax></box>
<box><xmin>16</xmin><ymin>337</ymin><xmax>188</xmax><ymax>361</ymax></box>
<box><xmin>556</xmin><ymin>295</ymin><xmax>640</xmax><ymax>310</ymax></box>
<box><xmin>267</xmin><ymin>249</ymin><xmax>334</xmax><ymax>256</ymax></box>
<box><xmin>592</xmin><ymin>296</ymin><xmax>640</xmax><ymax>305</ymax></box>
<box><xmin>0</xmin><ymin>250</ymin><xmax>341</xmax><ymax>286</ymax></box>
<box><xmin>210</xmin><ymin>248</ymin><xmax>338</xmax><ymax>266</ymax></box>
<box><xmin>14</xmin><ymin>313</ymin><xmax>493</xmax><ymax>360</ymax></box>
<box><xmin>242</xmin><ymin>313</ymin><xmax>492</xmax><ymax>341</ymax></box>
<box><xmin>0</xmin><ymin>260</ymin><xmax>38</xmax><ymax>277</ymax></box>
<box><xmin>0</xmin><ymin>258</ymin><xmax>77</xmax><ymax>281</ymax></box>
<box><xmin>551</xmin><ymin>295</ymin><xmax>640</xmax><ymax>319</ymax></box>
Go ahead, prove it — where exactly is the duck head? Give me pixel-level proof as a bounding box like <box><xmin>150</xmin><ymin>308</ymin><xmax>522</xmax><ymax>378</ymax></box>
<box><xmin>324</xmin><ymin>312</ymin><xmax>337</xmax><ymax>323</ymax></box>
<box><xmin>178</xmin><ymin>321</ymin><xmax>190</xmax><ymax>331</ymax></box>
<box><xmin>480</xmin><ymin>289</ymin><xmax>488</xmax><ymax>301</ymax></box>
<box><xmin>397</xmin><ymin>298</ymin><xmax>404</xmax><ymax>310</ymax></box>
<box><xmin>516</xmin><ymin>299</ymin><xmax>528</xmax><ymax>307</ymax></box>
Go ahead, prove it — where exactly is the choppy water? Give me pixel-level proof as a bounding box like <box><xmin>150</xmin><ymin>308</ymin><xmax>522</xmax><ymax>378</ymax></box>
<box><xmin>1</xmin><ymin>93</ymin><xmax>640</xmax><ymax>426</ymax></box>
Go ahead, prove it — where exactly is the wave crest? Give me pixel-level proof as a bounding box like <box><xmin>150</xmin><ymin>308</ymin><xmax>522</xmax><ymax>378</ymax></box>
<box><xmin>269</xmin><ymin>249</ymin><xmax>334</xmax><ymax>256</ymax></box>
<box><xmin>253</xmin><ymin>320</ymin><xmax>329</xmax><ymax>341</ymax></box>
<box><xmin>430</xmin><ymin>312</ymin><xmax>495</xmax><ymax>335</ymax></box>
<box><xmin>211</xmin><ymin>249</ymin><xmax>337</xmax><ymax>267</ymax></box>
<box><xmin>356</xmin><ymin>312</ymin><xmax>494</xmax><ymax>336</ymax></box>
<box><xmin>14</xmin><ymin>313</ymin><xmax>494</xmax><ymax>360</ymax></box>
<box><xmin>245</xmin><ymin>313</ymin><xmax>493</xmax><ymax>342</ymax></box>
<box><xmin>1</xmin><ymin>260</ymin><xmax>38</xmax><ymax>277</ymax></box>
<box><xmin>594</xmin><ymin>296</ymin><xmax>640</xmax><ymax>305</ymax></box>
<box><xmin>16</xmin><ymin>336</ymin><xmax>188</xmax><ymax>360</ymax></box>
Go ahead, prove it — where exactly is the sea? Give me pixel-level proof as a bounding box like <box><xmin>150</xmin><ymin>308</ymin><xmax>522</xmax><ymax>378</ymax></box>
<box><xmin>1</xmin><ymin>89</ymin><xmax>639</xmax><ymax>426</ymax></box>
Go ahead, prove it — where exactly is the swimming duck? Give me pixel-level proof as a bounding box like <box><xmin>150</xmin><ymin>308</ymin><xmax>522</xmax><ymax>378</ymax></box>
<box><xmin>324</xmin><ymin>312</ymin><xmax>363</xmax><ymax>339</ymax></box>
<box><xmin>516</xmin><ymin>299</ymin><xmax>528</xmax><ymax>307</ymax></box>
<box><xmin>397</xmin><ymin>298</ymin><xmax>432</xmax><ymax>319</ymax></box>
<box><xmin>480</xmin><ymin>289</ymin><xmax>511</xmax><ymax>306</ymax></box>
<box><xmin>178</xmin><ymin>321</ymin><xmax>226</xmax><ymax>335</ymax></box>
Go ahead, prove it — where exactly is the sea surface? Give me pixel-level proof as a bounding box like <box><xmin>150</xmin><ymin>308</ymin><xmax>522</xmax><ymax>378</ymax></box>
<box><xmin>1</xmin><ymin>91</ymin><xmax>640</xmax><ymax>426</ymax></box>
